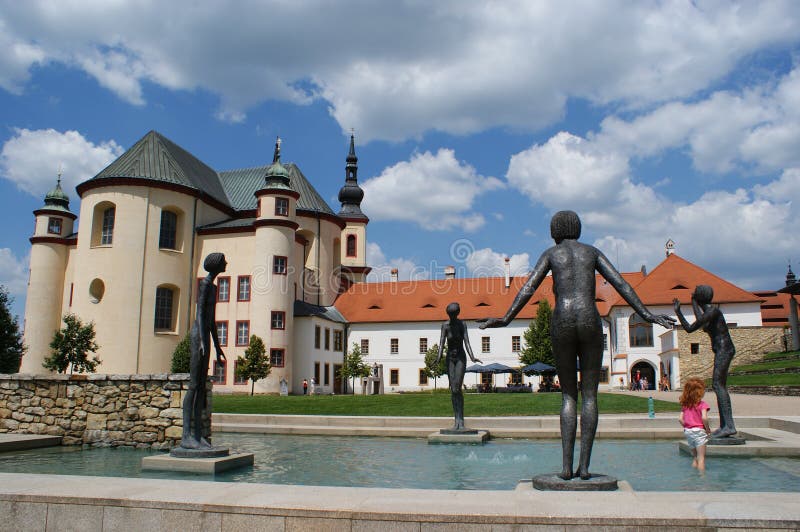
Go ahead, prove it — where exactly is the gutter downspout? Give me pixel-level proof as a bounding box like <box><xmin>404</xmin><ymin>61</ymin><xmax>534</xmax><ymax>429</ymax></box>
<box><xmin>135</xmin><ymin>189</ymin><xmax>152</xmax><ymax>374</ymax></box>
<box><xmin>316</xmin><ymin>211</ymin><xmax>321</xmax><ymax>306</ymax></box>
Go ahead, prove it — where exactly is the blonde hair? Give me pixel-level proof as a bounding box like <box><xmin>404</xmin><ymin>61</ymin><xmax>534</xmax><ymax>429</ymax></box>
<box><xmin>680</xmin><ymin>378</ymin><xmax>706</xmax><ymax>408</ymax></box>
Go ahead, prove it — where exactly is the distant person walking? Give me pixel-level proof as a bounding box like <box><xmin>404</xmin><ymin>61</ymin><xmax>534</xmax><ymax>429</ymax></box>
<box><xmin>303</xmin><ymin>378</ymin><xmax>308</xmax><ymax>395</ymax></box>
<box><xmin>679</xmin><ymin>378</ymin><xmax>711</xmax><ymax>472</ymax></box>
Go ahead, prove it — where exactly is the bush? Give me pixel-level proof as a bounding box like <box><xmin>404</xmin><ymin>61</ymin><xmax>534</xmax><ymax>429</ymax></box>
<box><xmin>171</xmin><ymin>334</ymin><xmax>191</xmax><ymax>373</ymax></box>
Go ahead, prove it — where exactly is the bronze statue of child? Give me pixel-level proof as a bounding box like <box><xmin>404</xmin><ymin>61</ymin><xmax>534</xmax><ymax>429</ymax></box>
<box><xmin>179</xmin><ymin>252</ymin><xmax>227</xmax><ymax>450</ymax></box>
<box><xmin>435</xmin><ymin>302</ymin><xmax>482</xmax><ymax>431</ymax></box>
<box><xmin>673</xmin><ymin>285</ymin><xmax>737</xmax><ymax>438</ymax></box>
<box><xmin>480</xmin><ymin>211</ymin><xmax>674</xmax><ymax>480</ymax></box>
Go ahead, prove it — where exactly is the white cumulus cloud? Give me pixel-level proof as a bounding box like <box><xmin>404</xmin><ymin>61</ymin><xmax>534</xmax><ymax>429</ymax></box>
<box><xmin>0</xmin><ymin>128</ymin><xmax>123</xmax><ymax>197</ymax></box>
<box><xmin>361</xmin><ymin>148</ymin><xmax>502</xmax><ymax>232</ymax></box>
<box><xmin>465</xmin><ymin>248</ymin><xmax>531</xmax><ymax>278</ymax></box>
<box><xmin>366</xmin><ymin>242</ymin><xmax>429</xmax><ymax>283</ymax></box>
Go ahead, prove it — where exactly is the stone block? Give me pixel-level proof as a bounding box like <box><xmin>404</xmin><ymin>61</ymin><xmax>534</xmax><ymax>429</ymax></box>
<box><xmin>286</xmin><ymin>516</ymin><xmax>351</xmax><ymax>532</ymax></box>
<box><xmin>141</xmin><ymin>451</ymin><xmax>254</xmax><ymax>473</ymax></box>
<box><xmin>90</xmin><ymin>394</ymin><xmax>107</xmax><ymax>407</ymax></box>
<box><xmin>138</xmin><ymin>406</ymin><xmax>159</xmax><ymax>419</ymax></box>
<box><xmin>145</xmin><ymin>417</ymin><xmax>170</xmax><ymax>428</ymax></box>
<box><xmin>62</xmin><ymin>436</ymin><xmax>81</xmax><ymax>445</ymax></box>
<box><xmin>46</xmin><ymin>503</ymin><xmax>103</xmax><ymax>531</ymax></box>
<box><xmin>45</xmin><ymin>426</ymin><xmax>65</xmax><ymax>436</ymax></box>
<box><xmin>70</xmin><ymin>420</ymin><xmax>86</xmax><ymax>431</ymax></box>
<box><xmin>86</xmin><ymin>413</ymin><xmax>107</xmax><ymax>430</ymax></box>
<box><xmin>0</xmin><ymin>418</ymin><xmax>19</xmax><ymax>430</ymax></box>
<box><xmin>133</xmin><ymin>431</ymin><xmax>158</xmax><ymax>443</ymax></box>
<box><xmin>161</xmin><ymin>509</ymin><xmax>221</xmax><ymax>531</ymax></box>
<box><xmin>0</xmin><ymin>501</ymin><xmax>47</xmax><ymax>531</ymax></box>
<box><xmin>221</xmin><ymin>513</ymin><xmax>284</xmax><ymax>532</ymax></box>
<box><xmin>23</xmin><ymin>406</ymin><xmax>46</xmax><ymax>416</ymax></box>
<box><xmin>165</xmin><ymin>426</ymin><xmax>182</xmax><ymax>439</ymax></box>
<box><xmin>149</xmin><ymin>396</ymin><xmax>169</xmax><ymax>408</ymax></box>
<box><xmin>122</xmin><ymin>407</ymin><xmax>138</xmax><ymax>420</ymax></box>
<box><xmin>159</xmin><ymin>407</ymin><xmax>182</xmax><ymax>419</ymax></box>
<box><xmin>0</xmin><ymin>407</ymin><xmax>11</xmax><ymax>418</ymax></box>
<box><xmin>73</xmin><ymin>409</ymin><xmax>87</xmax><ymax>419</ymax></box>
<box><xmin>170</xmin><ymin>391</ymin><xmax>183</xmax><ymax>407</ymax></box>
<box><xmin>11</xmin><ymin>412</ymin><xmax>34</xmax><ymax>422</ymax></box>
<box><xmin>102</xmin><ymin>506</ymin><xmax>162</xmax><ymax>532</ymax></box>
<box><xmin>83</xmin><ymin>429</ymin><xmax>108</xmax><ymax>442</ymax></box>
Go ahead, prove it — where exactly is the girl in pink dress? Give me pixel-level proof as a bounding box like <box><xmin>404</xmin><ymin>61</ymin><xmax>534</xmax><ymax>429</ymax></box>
<box><xmin>679</xmin><ymin>378</ymin><xmax>711</xmax><ymax>472</ymax></box>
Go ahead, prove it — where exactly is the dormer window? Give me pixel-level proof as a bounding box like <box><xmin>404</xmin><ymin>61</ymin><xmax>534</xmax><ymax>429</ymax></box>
<box><xmin>47</xmin><ymin>217</ymin><xmax>62</xmax><ymax>235</ymax></box>
<box><xmin>275</xmin><ymin>197</ymin><xmax>289</xmax><ymax>216</ymax></box>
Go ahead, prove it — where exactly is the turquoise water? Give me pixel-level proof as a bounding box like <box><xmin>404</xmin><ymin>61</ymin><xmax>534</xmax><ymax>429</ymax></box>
<box><xmin>1</xmin><ymin>433</ymin><xmax>798</xmax><ymax>492</ymax></box>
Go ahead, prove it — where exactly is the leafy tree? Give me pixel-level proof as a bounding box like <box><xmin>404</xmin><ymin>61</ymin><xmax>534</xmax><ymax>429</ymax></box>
<box><xmin>170</xmin><ymin>334</ymin><xmax>191</xmax><ymax>373</ymax></box>
<box><xmin>423</xmin><ymin>343</ymin><xmax>446</xmax><ymax>389</ymax></box>
<box><xmin>235</xmin><ymin>335</ymin><xmax>271</xmax><ymax>395</ymax></box>
<box><xmin>339</xmin><ymin>343</ymin><xmax>371</xmax><ymax>394</ymax></box>
<box><xmin>43</xmin><ymin>314</ymin><xmax>100</xmax><ymax>374</ymax></box>
<box><xmin>0</xmin><ymin>286</ymin><xmax>24</xmax><ymax>373</ymax></box>
<box><xmin>519</xmin><ymin>300</ymin><xmax>555</xmax><ymax>370</ymax></box>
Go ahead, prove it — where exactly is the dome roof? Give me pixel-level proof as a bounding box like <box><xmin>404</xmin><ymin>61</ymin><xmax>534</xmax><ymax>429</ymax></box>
<box><xmin>43</xmin><ymin>179</ymin><xmax>71</xmax><ymax>212</ymax></box>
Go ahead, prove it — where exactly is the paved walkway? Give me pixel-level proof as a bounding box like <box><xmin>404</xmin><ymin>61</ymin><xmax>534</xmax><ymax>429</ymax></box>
<box><xmin>608</xmin><ymin>389</ymin><xmax>800</xmax><ymax>416</ymax></box>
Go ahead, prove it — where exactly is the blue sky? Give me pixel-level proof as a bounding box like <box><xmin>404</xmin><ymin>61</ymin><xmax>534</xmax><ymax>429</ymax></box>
<box><xmin>1</xmin><ymin>1</ymin><xmax>800</xmax><ymax>319</ymax></box>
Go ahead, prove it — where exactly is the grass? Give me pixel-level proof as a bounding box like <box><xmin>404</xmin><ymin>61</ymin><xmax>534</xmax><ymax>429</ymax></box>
<box><xmin>763</xmin><ymin>350</ymin><xmax>800</xmax><ymax>361</ymax></box>
<box><xmin>725</xmin><ymin>373</ymin><xmax>800</xmax><ymax>387</ymax></box>
<box><xmin>213</xmin><ymin>392</ymin><xmax>680</xmax><ymax>416</ymax></box>
<box><xmin>731</xmin><ymin>359</ymin><xmax>800</xmax><ymax>373</ymax></box>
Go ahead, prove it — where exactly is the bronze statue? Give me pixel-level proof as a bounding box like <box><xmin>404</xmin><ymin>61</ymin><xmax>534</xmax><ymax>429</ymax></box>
<box><xmin>435</xmin><ymin>302</ymin><xmax>482</xmax><ymax>431</ymax></box>
<box><xmin>178</xmin><ymin>252</ymin><xmax>227</xmax><ymax>450</ymax></box>
<box><xmin>673</xmin><ymin>285</ymin><xmax>737</xmax><ymax>438</ymax></box>
<box><xmin>480</xmin><ymin>211</ymin><xmax>674</xmax><ymax>480</ymax></box>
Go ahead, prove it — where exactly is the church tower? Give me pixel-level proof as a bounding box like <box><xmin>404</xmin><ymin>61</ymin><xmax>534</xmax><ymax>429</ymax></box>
<box><xmin>22</xmin><ymin>173</ymin><xmax>76</xmax><ymax>372</ymax></box>
<box><xmin>338</xmin><ymin>134</ymin><xmax>370</xmax><ymax>286</ymax></box>
<box><xmin>252</xmin><ymin>137</ymin><xmax>298</xmax><ymax>390</ymax></box>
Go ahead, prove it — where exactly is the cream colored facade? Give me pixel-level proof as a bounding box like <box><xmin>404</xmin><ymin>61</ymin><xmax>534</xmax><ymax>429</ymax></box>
<box><xmin>22</xmin><ymin>131</ymin><xmax>369</xmax><ymax>394</ymax></box>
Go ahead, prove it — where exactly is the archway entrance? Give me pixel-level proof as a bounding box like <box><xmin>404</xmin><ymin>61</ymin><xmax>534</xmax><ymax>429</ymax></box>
<box><xmin>630</xmin><ymin>361</ymin><xmax>656</xmax><ymax>391</ymax></box>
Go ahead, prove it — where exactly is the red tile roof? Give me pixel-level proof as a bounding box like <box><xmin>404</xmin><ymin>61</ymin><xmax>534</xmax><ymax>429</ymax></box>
<box><xmin>334</xmin><ymin>272</ymin><xmax>644</xmax><ymax>323</ymax></box>
<box><xmin>753</xmin><ymin>290</ymin><xmax>795</xmax><ymax>326</ymax></box>
<box><xmin>608</xmin><ymin>253</ymin><xmax>761</xmax><ymax>308</ymax></box>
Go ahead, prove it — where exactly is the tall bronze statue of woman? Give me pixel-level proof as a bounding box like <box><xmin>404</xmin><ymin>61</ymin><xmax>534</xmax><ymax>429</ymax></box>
<box><xmin>480</xmin><ymin>211</ymin><xmax>674</xmax><ymax>480</ymax></box>
<box><xmin>674</xmin><ymin>285</ymin><xmax>738</xmax><ymax>438</ymax></box>
<box><xmin>178</xmin><ymin>252</ymin><xmax>227</xmax><ymax>450</ymax></box>
<box><xmin>435</xmin><ymin>302</ymin><xmax>482</xmax><ymax>431</ymax></box>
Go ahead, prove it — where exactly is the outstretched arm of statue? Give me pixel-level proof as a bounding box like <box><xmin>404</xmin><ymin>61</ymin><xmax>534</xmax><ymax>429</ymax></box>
<box><xmin>598</xmin><ymin>252</ymin><xmax>675</xmax><ymax>329</ymax></box>
<box><xmin>479</xmin><ymin>253</ymin><xmax>550</xmax><ymax>329</ymax></box>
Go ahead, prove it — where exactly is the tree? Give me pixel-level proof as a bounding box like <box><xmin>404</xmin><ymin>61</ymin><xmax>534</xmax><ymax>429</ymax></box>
<box><xmin>423</xmin><ymin>343</ymin><xmax>446</xmax><ymax>389</ymax></box>
<box><xmin>339</xmin><ymin>342</ymin><xmax>371</xmax><ymax>394</ymax></box>
<box><xmin>170</xmin><ymin>334</ymin><xmax>191</xmax><ymax>373</ymax></box>
<box><xmin>519</xmin><ymin>300</ymin><xmax>555</xmax><ymax>369</ymax></box>
<box><xmin>0</xmin><ymin>286</ymin><xmax>24</xmax><ymax>373</ymax></box>
<box><xmin>43</xmin><ymin>314</ymin><xmax>100</xmax><ymax>374</ymax></box>
<box><xmin>235</xmin><ymin>335</ymin><xmax>271</xmax><ymax>395</ymax></box>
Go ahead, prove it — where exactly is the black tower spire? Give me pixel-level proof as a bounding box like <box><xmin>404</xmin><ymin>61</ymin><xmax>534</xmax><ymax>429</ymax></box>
<box><xmin>338</xmin><ymin>133</ymin><xmax>367</xmax><ymax>219</ymax></box>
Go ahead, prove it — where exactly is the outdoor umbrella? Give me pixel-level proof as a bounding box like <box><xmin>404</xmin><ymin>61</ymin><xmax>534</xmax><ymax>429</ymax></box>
<box><xmin>483</xmin><ymin>362</ymin><xmax>517</xmax><ymax>374</ymax></box>
<box><xmin>465</xmin><ymin>363</ymin><xmax>491</xmax><ymax>373</ymax></box>
<box><xmin>520</xmin><ymin>361</ymin><xmax>556</xmax><ymax>374</ymax></box>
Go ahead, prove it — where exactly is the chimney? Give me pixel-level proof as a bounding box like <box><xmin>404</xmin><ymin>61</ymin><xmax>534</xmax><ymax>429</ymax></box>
<box><xmin>504</xmin><ymin>257</ymin><xmax>511</xmax><ymax>288</ymax></box>
<box><xmin>444</xmin><ymin>265</ymin><xmax>455</xmax><ymax>280</ymax></box>
<box><xmin>640</xmin><ymin>264</ymin><xmax>647</xmax><ymax>276</ymax></box>
<box><xmin>665</xmin><ymin>239</ymin><xmax>675</xmax><ymax>257</ymax></box>
<box><xmin>390</xmin><ymin>268</ymin><xmax>398</xmax><ymax>283</ymax></box>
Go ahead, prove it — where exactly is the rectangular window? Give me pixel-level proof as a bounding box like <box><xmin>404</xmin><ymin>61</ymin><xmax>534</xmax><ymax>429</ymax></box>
<box><xmin>217</xmin><ymin>277</ymin><xmax>230</xmax><ymax>302</ymax></box>
<box><xmin>324</xmin><ymin>363</ymin><xmax>330</xmax><ymax>386</ymax></box>
<box><xmin>233</xmin><ymin>360</ymin><xmax>247</xmax><ymax>384</ymax></box>
<box><xmin>481</xmin><ymin>336</ymin><xmax>490</xmax><ymax>353</ymax></box>
<box><xmin>419</xmin><ymin>369</ymin><xmax>428</xmax><ymax>386</ymax></box>
<box><xmin>159</xmin><ymin>210</ymin><xmax>178</xmax><ymax>249</ymax></box>
<box><xmin>603</xmin><ymin>333</ymin><xmax>608</xmax><ymax>351</ymax></box>
<box><xmin>273</xmin><ymin>256</ymin><xmax>288</xmax><ymax>275</ymax></box>
<box><xmin>511</xmin><ymin>336</ymin><xmax>521</xmax><ymax>352</ymax></box>
<box><xmin>509</xmin><ymin>372</ymin><xmax>522</xmax><ymax>385</ymax></box>
<box><xmin>47</xmin><ymin>217</ymin><xmax>62</xmax><ymax>235</ymax></box>
<box><xmin>216</xmin><ymin>321</ymin><xmax>228</xmax><ymax>346</ymax></box>
<box><xmin>600</xmin><ymin>367</ymin><xmax>609</xmax><ymax>384</ymax></box>
<box><xmin>419</xmin><ymin>338</ymin><xmax>428</xmax><ymax>354</ymax></box>
<box><xmin>324</xmin><ymin>328</ymin><xmax>330</xmax><ymax>350</ymax></box>
<box><xmin>154</xmin><ymin>286</ymin><xmax>174</xmax><ymax>331</ymax></box>
<box><xmin>236</xmin><ymin>321</ymin><xmax>250</xmax><ymax>346</ymax></box>
<box><xmin>271</xmin><ymin>311</ymin><xmax>285</xmax><ymax>330</ymax></box>
<box><xmin>314</xmin><ymin>325</ymin><xmax>321</xmax><ymax>349</ymax></box>
<box><xmin>390</xmin><ymin>368</ymin><xmax>399</xmax><ymax>386</ymax></box>
<box><xmin>728</xmin><ymin>322</ymin><xmax>738</xmax><ymax>328</ymax></box>
<box><xmin>212</xmin><ymin>360</ymin><xmax>227</xmax><ymax>384</ymax></box>
<box><xmin>270</xmin><ymin>348</ymin><xmax>285</xmax><ymax>367</ymax></box>
<box><xmin>390</xmin><ymin>338</ymin><xmax>398</xmax><ymax>354</ymax></box>
<box><xmin>69</xmin><ymin>283</ymin><xmax>74</xmax><ymax>307</ymax></box>
<box><xmin>690</xmin><ymin>343</ymin><xmax>700</xmax><ymax>354</ymax></box>
<box><xmin>361</xmin><ymin>338</ymin><xmax>369</xmax><ymax>355</ymax></box>
<box><xmin>237</xmin><ymin>276</ymin><xmax>251</xmax><ymax>301</ymax></box>
<box><xmin>333</xmin><ymin>330</ymin><xmax>343</xmax><ymax>351</ymax></box>
<box><xmin>314</xmin><ymin>362</ymin><xmax>321</xmax><ymax>385</ymax></box>
<box><xmin>101</xmin><ymin>207</ymin><xmax>115</xmax><ymax>245</ymax></box>
<box><xmin>275</xmin><ymin>197</ymin><xmax>289</xmax><ymax>216</ymax></box>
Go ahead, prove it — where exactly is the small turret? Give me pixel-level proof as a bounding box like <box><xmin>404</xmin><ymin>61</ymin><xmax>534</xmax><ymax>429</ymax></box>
<box><xmin>264</xmin><ymin>136</ymin><xmax>292</xmax><ymax>190</ymax></box>
<box><xmin>665</xmin><ymin>239</ymin><xmax>675</xmax><ymax>257</ymax></box>
<box><xmin>338</xmin><ymin>134</ymin><xmax>367</xmax><ymax>220</ymax></box>
<box><xmin>787</xmin><ymin>263</ymin><xmax>797</xmax><ymax>287</ymax></box>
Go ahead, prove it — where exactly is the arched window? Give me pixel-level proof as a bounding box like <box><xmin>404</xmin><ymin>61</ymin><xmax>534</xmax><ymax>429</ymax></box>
<box><xmin>629</xmin><ymin>314</ymin><xmax>653</xmax><ymax>347</ymax></box>
<box><xmin>159</xmin><ymin>210</ymin><xmax>178</xmax><ymax>249</ymax></box>
<box><xmin>154</xmin><ymin>285</ymin><xmax>178</xmax><ymax>332</ymax></box>
<box><xmin>91</xmin><ymin>202</ymin><xmax>116</xmax><ymax>247</ymax></box>
<box><xmin>346</xmin><ymin>234</ymin><xmax>357</xmax><ymax>257</ymax></box>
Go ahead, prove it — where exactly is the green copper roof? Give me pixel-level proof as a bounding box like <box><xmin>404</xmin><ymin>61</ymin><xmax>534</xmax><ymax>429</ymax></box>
<box><xmin>219</xmin><ymin>163</ymin><xmax>335</xmax><ymax>214</ymax></box>
<box><xmin>43</xmin><ymin>180</ymin><xmax>71</xmax><ymax>212</ymax></box>
<box><xmin>91</xmin><ymin>130</ymin><xmax>231</xmax><ymax>208</ymax></box>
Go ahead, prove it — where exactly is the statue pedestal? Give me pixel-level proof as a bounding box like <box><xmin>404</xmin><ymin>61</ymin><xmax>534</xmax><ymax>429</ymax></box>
<box><xmin>142</xmin><ymin>447</ymin><xmax>254</xmax><ymax>474</ymax></box>
<box><xmin>709</xmin><ymin>434</ymin><xmax>746</xmax><ymax>445</ymax></box>
<box><xmin>428</xmin><ymin>429</ymin><xmax>489</xmax><ymax>444</ymax></box>
<box><xmin>532</xmin><ymin>473</ymin><xmax>619</xmax><ymax>491</ymax></box>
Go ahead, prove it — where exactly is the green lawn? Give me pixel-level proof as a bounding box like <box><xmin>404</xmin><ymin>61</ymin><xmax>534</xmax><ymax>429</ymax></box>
<box><xmin>726</xmin><ymin>373</ymin><xmax>800</xmax><ymax>386</ymax></box>
<box><xmin>763</xmin><ymin>350</ymin><xmax>799</xmax><ymax>361</ymax></box>
<box><xmin>212</xmin><ymin>392</ymin><xmax>680</xmax><ymax>416</ymax></box>
<box><xmin>731</xmin><ymin>359</ymin><xmax>800</xmax><ymax>373</ymax></box>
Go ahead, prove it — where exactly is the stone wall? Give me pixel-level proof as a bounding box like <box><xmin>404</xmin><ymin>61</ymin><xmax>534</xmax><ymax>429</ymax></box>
<box><xmin>678</xmin><ymin>326</ymin><xmax>784</xmax><ymax>385</ymax></box>
<box><xmin>0</xmin><ymin>374</ymin><xmax>210</xmax><ymax>449</ymax></box>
